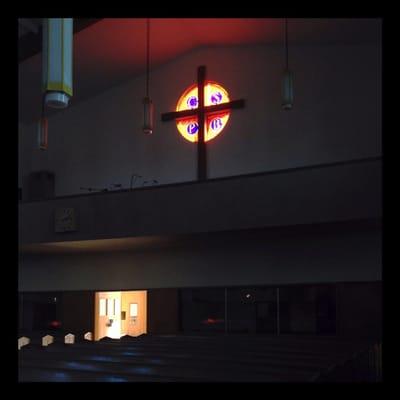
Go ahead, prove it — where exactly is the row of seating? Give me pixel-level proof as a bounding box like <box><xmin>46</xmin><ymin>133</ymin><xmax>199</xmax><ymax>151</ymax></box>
<box><xmin>19</xmin><ymin>334</ymin><xmax>374</xmax><ymax>382</ymax></box>
<box><xmin>18</xmin><ymin>332</ymin><xmax>93</xmax><ymax>349</ymax></box>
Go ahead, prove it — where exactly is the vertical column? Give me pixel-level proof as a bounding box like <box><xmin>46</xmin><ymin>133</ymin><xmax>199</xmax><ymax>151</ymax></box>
<box><xmin>197</xmin><ymin>66</ymin><xmax>207</xmax><ymax>181</ymax></box>
<box><xmin>224</xmin><ymin>288</ymin><xmax>228</xmax><ymax>334</ymax></box>
<box><xmin>19</xmin><ymin>293</ymin><xmax>24</xmax><ymax>331</ymax></box>
<box><xmin>335</xmin><ymin>283</ymin><xmax>339</xmax><ymax>337</ymax></box>
<box><xmin>276</xmin><ymin>287</ymin><xmax>280</xmax><ymax>336</ymax></box>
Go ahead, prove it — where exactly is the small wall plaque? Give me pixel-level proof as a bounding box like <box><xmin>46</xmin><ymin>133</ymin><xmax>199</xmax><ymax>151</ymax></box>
<box><xmin>55</xmin><ymin>207</ymin><xmax>77</xmax><ymax>232</ymax></box>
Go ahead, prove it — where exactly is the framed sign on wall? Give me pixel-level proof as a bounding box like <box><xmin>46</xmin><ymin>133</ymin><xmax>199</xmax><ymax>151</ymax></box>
<box><xmin>54</xmin><ymin>207</ymin><xmax>77</xmax><ymax>232</ymax></box>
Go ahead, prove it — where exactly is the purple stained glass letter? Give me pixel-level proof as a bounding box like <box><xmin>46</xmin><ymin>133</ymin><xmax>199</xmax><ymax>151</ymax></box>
<box><xmin>210</xmin><ymin>118</ymin><xmax>223</xmax><ymax>131</ymax></box>
<box><xmin>187</xmin><ymin>122</ymin><xmax>199</xmax><ymax>135</ymax></box>
<box><xmin>187</xmin><ymin>96</ymin><xmax>198</xmax><ymax>109</ymax></box>
<box><xmin>210</xmin><ymin>92</ymin><xmax>223</xmax><ymax>105</ymax></box>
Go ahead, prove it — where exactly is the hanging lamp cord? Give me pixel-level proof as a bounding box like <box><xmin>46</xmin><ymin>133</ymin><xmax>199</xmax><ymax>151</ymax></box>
<box><xmin>284</xmin><ymin>18</ymin><xmax>289</xmax><ymax>71</ymax></box>
<box><xmin>146</xmin><ymin>18</ymin><xmax>150</xmax><ymax>98</ymax></box>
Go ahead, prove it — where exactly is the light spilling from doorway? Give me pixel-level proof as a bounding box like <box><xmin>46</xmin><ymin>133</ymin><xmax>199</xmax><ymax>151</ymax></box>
<box><xmin>95</xmin><ymin>291</ymin><xmax>147</xmax><ymax>341</ymax></box>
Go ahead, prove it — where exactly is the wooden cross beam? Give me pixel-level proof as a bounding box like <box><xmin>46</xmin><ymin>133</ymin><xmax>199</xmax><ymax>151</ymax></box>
<box><xmin>161</xmin><ymin>65</ymin><xmax>245</xmax><ymax>181</ymax></box>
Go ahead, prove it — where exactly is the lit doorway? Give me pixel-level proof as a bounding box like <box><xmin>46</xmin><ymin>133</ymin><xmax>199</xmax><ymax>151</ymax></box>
<box><xmin>94</xmin><ymin>291</ymin><xmax>147</xmax><ymax>341</ymax></box>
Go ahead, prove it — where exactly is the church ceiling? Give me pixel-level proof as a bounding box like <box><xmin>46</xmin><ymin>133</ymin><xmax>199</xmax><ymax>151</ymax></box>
<box><xmin>18</xmin><ymin>18</ymin><xmax>381</xmax><ymax>124</ymax></box>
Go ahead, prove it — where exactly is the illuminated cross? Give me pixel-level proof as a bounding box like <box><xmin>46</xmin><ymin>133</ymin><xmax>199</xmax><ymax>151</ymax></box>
<box><xmin>161</xmin><ymin>65</ymin><xmax>245</xmax><ymax>181</ymax></box>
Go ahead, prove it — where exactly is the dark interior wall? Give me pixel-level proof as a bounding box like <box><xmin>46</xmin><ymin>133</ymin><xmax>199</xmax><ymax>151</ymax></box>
<box><xmin>18</xmin><ymin>293</ymin><xmax>24</xmax><ymax>328</ymax></box>
<box><xmin>19</xmin><ymin>300</ymin><xmax>34</xmax><ymax>332</ymax></box>
<box><xmin>24</xmin><ymin>171</ymin><xmax>55</xmax><ymax>202</ymax></box>
<box><xmin>337</xmin><ymin>281</ymin><xmax>382</xmax><ymax>341</ymax></box>
<box><xmin>60</xmin><ymin>291</ymin><xmax>94</xmax><ymax>335</ymax></box>
<box><xmin>19</xmin><ymin>283</ymin><xmax>381</xmax><ymax>340</ymax></box>
<box><xmin>181</xmin><ymin>288</ymin><xmax>226</xmax><ymax>333</ymax></box>
<box><xmin>19</xmin><ymin>223</ymin><xmax>381</xmax><ymax>292</ymax></box>
<box><xmin>147</xmin><ymin>289</ymin><xmax>180</xmax><ymax>334</ymax></box>
<box><xmin>19</xmin><ymin>292</ymin><xmax>61</xmax><ymax>333</ymax></box>
<box><xmin>19</xmin><ymin>42</ymin><xmax>381</xmax><ymax>197</ymax></box>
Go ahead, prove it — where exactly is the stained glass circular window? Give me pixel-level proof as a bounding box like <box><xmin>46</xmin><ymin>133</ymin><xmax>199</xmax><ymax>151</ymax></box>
<box><xmin>176</xmin><ymin>81</ymin><xmax>230</xmax><ymax>142</ymax></box>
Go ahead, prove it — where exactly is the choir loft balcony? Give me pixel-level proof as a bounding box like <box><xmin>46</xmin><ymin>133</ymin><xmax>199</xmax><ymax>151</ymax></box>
<box><xmin>18</xmin><ymin>157</ymin><xmax>381</xmax><ymax>248</ymax></box>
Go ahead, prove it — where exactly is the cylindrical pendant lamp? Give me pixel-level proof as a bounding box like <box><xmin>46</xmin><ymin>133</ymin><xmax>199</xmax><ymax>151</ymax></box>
<box><xmin>143</xmin><ymin>96</ymin><xmax>154</xmax><ymax>135</ymax></box>
<box><xmin>282</xmin><ymin>18</ymin><xmax>293</xmax><ymax>110</ymax></box>
<box><xmin>282</xmin><ymin>70</ymin><xmax>293</xmax><ymax>110</ymax></box>
<box><xmin>38</xmin><ymin>116</ymin><xmax>48</xmax><ymax>150</ymax></box>
<box><xmin>42</xmin><ymin>18</ymin><xmax>73</xmax><ymax>108</ymax></box>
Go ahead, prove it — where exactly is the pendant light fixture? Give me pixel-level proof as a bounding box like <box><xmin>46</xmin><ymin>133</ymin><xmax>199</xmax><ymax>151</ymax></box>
<box><xmin>143</xmin><ymin>18</ymin><xmax>154</xmax><ymax>134</ymax></box>
<box><xmin>38</xmin><ymin>96</ymin><xmax>48</xmax><ymax>150</ymax></box>
<box><xmin>282</xmin><ymin>18</ymin><xmax>293</xmax><ymax>110</ymax></box>
<box><xmin>38</xmin><ymin>18</ymin><xmax>73</xmax><ymax>149</ymax></box>
<box><xmin>42</xmin><ymin>18</ymin><xmax>73</xmax><ymax>108</ymax></box>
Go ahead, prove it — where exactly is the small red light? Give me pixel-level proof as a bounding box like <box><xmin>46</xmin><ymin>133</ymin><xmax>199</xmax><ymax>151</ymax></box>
<box><xmin>49</xmin><ymin>320</ymin><xmax>61</xmax><ymax>328</ymax></box>
<box><xmin>202</xmin><ymin>318</ymin><xmax>225</xmax><ymax>325</ymax></box>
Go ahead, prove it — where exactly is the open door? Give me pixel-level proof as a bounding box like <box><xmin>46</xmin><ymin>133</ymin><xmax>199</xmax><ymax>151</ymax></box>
<box><xmin>121</xmin><ymin>291</ymin><xmax>147</xmax><ymax>337</ymax></box>
<box><xmin>95</xmin><ymin>291</ymin><xmax>147</xmax><ymax>341</ymax></box>
<box><xmin>95</xmin><ymin>292</ymin><xmax>121</xmax><ymax>340</ymax></box>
